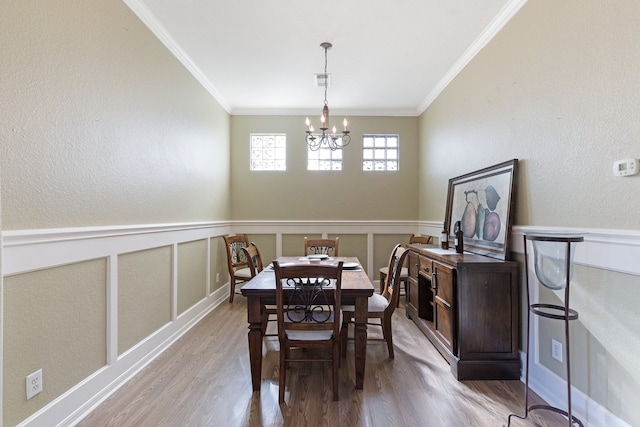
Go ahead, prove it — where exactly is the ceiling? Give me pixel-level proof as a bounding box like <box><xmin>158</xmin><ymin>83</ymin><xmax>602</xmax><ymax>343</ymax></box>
<box><xmin>124</xmin><ymin>0</ymin><xmax>525</xmax><ymax>116</ymax></box>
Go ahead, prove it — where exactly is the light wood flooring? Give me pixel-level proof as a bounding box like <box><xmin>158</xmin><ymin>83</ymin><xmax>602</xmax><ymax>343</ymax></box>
<box><xmin>78</xmin><ymin>297</ymin><xmax>567</xmax><ymax>426</ymax></box>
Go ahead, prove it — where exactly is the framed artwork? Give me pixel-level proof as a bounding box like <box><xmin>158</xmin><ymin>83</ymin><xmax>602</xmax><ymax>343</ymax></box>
<box><xmin>444</xmin><ymin>159</ymin><xmax>518</xmax><ymax>260</ymax></box>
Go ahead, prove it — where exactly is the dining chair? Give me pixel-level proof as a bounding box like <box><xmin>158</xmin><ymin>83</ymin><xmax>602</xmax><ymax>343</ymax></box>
<box><xmin>342</xmin><ymin>244</ymin><xmax>409</xmax><ymax>359</ymax></box>
<box><xmin>304</xmin><ymin>237</ymin><xmax>339</xmax><ymax>256</ymax></box>
<box><xmin>241</xmin><ymin>242</ymin><xmax>275</xmax><ymax>335</ymax></box>
<box><xmin>379</xmin><ymin>234</ymin><xmax>432</xmax><ymax>301</ymax></box>
<box><xmin>241</xmin><ymin>242</ymin><xmax>264</xmax><ymax>277</ymax></box>
<box><xmin>273</xmin><ymin>260</ymin><xmax>344</xmax><ymax>402</ymax></box>
<box><xmin>223</xmin><ymin>234</ymin><xmax>252</xmax><ymax>303</ymax></box>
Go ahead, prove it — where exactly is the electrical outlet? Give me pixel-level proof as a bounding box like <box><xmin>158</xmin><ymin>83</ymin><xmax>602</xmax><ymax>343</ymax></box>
<box><xmin>216</xmin><ymin>273</ymin><xmax>220</xmax><ymax>283</ymax></box>
<box><xmin>551</xmin><ymin>339</ymin><xmax>563</xmax><ymax>362</ymax></box>
<box><xmin>26</xmin><ymin>369</ymin><xmax>43</xmax><ymax>399</ymax></box>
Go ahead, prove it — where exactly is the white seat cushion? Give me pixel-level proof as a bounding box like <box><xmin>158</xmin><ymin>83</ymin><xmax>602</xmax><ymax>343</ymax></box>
<box><xmin>342</xmin><ymin>293</ymin><xmax>389</xmax><ymax>313</ymax></box>
<box><xmin>234</xmin><ymin>267</ymin><xmax>252</xmax><ymax>279</ymax></box>
<box><xmin>379</xmin><ymin>266</ymin><xmax>408</xmax><ymax>278</ymax></box>
<box><xmin>285</xmin><ymin>311</ymin><xmax>342</xmax><ymax>341</ymax></box>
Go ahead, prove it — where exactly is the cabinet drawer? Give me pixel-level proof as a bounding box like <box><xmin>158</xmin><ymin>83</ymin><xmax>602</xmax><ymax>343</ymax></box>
<box><xmin>418</xmin><ymin>257</ymin><xmax>432</xmax><ymax>277</ymax></box>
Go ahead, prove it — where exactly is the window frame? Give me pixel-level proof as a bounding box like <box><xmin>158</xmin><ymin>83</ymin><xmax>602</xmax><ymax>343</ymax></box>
<box><xmin>249</xmin><ymin>133</ymin><xmax>287</xmax><ymax>171</ymax></box>
<box><xmin>362</xmin><ymin>134</ymin><xmax>399</xmax><ymax>171</ymax></box>
<box><xmin>306</xmin><ymin>137</ymin><xmax>344</xmax><ymax>171</ymax></box>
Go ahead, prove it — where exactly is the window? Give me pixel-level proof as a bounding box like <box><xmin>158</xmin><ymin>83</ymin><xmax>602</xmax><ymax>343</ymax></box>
<box><xmin>307</xmin><ymin>142</ymin><xmax>343</xmax><ymax>171</ymax></box>
<box><xmin>250</xmin><ymin>134</ymin><xmax>286</xmax><ymax>171</ymax></box>
<box><xmin>362</xmin><ymin>134</ymin><xmax>399</xmax><ymax>171</ymax></box>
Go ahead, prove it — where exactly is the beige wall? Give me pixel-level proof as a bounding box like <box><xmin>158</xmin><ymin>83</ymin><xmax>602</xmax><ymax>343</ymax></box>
<box><xmin>419</xmin><ymin>1</ymin><xmax>640</xmax><ymax>425</ymax></box>
<box><xmin>210</xmin><ymin>236</ymin><xmax>230</xmax><ymax>293</ymax></box>
<box><xmin>230</xmin><ymin>115</ymin><xmax>419</xmax><ymax>220</ymax></box>
<box><xmin>419</xmin><ymin>1</ymin><xmax>640</xmax><ymax>229</ymax></box>
<box><xmin>1</xmin><ymin>0</ymin><xmax>231</xmax><ymax>230</ymax></box>
<box><xmin>177</xmin><ymin>239</ymin><xmax>208</xmax><ymax>315</ymax></box>
<box><xmin>118</xmin><ymin>247</ymin><xmax>172</xmax><ymax>355</ymax></box>
<box><xmin>1</xmin><ymin>0</ymin><xmax>232</xmax><ymax>424</ymax></box>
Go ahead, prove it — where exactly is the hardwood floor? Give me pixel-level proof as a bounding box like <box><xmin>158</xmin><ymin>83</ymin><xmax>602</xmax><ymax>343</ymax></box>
<box><xmin>78</xmin><ymin>298</ymin><xmax>566</xmax><ymax>426</ymax></box>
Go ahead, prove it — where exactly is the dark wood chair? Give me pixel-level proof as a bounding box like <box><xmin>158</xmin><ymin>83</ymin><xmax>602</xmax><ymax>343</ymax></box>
<box><xmin>379</xmin><ymin>234</ymin><xmax>432</xmax><ymax>300</ymax></box>
<box><xmin>342</xmin><ymin>244</ymin><xmax>409</xmax><ymax>358</ymax></box>
<box><xmin>223</xmin><ymin>234</ymin><xmax>252</xmax><ymax>303</ymax></box>
<box><xmin>273</xmin><ymin>260</ymin><xmax>344</xmax><ymax>402</ymax></box>
<box><xmin>304</xmin><ymin>237</ymin><xmax>339</xmax><ymax>256</ymax></box>
<box><xmin>241</xmin><ymin>242</ymin><xmax>275</xmax><ymax>335</ymax></box>
<box><xmin>241</xmin><ymin>242</ymin><xmax>264</xmax><ymax>277</ymax></box>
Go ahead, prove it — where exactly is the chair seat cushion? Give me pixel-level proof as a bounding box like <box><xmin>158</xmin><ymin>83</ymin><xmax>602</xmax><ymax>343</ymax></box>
<box><xmin>285</xmin><ymin>311</ymin><xmax>342</xmax><ymax>341</ymax></box>
<box><xmin>342</xmin><ymin>293</ymin><xmax>389</xmax><ymax>314</ymax></box>
<box><xmin>379</xmin><ymin>266</ymin><xmax>408</xmax><ymax>277</ymax></box>
<box><xmin>234</xmin><ymin>267</ymin><xmax>252</xmax><ymax>279</ymax></box>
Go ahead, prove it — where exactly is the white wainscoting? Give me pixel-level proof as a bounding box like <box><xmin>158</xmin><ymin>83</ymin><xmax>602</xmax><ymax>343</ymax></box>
<box><xmin>1</xmin><ymin>221</ymin><xmax>637</xmax><ymax>426</ymax></box>
<box><xmin>233</xmin><ymin>219</ymin><xmax>442</xmax><ymax>281</ymax></box>
<box><xmin>511</xmin><ymin>226</ymin><xmax>638</xmax><ymax>427</ymax></box>
<box><xmin>1</xmin><ymin>220</ymin><xmax>428</xmax><ymax>426</ymax></box>
<box><xmin>3</xmin><ymin>222</ymin><xmax>232</xmax><ymax>427</ymax></box>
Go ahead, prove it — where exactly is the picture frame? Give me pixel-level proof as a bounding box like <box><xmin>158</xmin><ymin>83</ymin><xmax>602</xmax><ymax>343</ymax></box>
<box><xmin>444</xmin><ymin>159</ymin><xmax>518</xmax><ymax>260</ymax></box>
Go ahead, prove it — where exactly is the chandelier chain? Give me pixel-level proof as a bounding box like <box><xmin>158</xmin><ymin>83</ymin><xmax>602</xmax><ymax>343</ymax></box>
<box><xmin>323</xmin><ymin>45</ymin><xmax>329</xmax><ymax>107</ymax></box>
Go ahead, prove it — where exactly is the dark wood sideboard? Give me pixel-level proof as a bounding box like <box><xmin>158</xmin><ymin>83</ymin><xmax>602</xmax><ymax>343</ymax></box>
<box><xmin>406</xmin><ymin>243</ymin><xmax>520</xmax><ymax>380</ymax></box>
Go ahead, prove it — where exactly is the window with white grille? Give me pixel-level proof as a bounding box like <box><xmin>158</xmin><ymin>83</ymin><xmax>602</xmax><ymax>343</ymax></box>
<box><xmin>250</xmin><ymin>134</ymin><xmax>286</xmax><ymax>171</ymax></box>
<box><xmin>307</xmin><ymin>142</ymin><xmax>343</xmax><ymax>171</ymax></box>
<box><xmin>362</xmin><ymin>134</ymin><xmax>399</xmax><ymax>171</ymax></box>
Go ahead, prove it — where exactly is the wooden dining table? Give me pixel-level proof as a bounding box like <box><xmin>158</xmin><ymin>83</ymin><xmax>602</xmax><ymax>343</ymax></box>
<box><xmin>240</xmin><ymin>256</ymin><xmax>375</xmax><ymax>391</ymax></box>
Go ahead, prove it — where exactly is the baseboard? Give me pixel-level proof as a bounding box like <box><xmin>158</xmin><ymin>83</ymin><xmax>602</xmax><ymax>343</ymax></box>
<box><xmin>515</xmin><ymin>351</ymin><xmax>631</xmax><ymax>427</ymax></box>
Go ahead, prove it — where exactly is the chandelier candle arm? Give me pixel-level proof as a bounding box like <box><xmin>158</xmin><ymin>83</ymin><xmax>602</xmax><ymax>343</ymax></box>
<box><xmin>304</xmin><ymin>42</ymin><xmax>351</xmax><ymax>151</ymax></box>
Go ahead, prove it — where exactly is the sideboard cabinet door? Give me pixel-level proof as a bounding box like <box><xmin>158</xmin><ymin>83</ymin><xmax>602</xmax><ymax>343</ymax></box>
<box><xmin>406</xmin><ymin>244</ymin><xmax>519</xmax><ymax>380</ymax></box>
<box><xmin>433</xmin><ymin>261</ymin><xmax>455</xmax><ymax>354</ymax></box>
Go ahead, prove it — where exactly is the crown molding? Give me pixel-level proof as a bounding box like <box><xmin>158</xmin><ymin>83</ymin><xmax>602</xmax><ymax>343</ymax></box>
<box><xmin>122</xmin><ymin>0</ymin><xmax>232</xmax><ymax>113</ymax></box>
<box><xmin>418</xmin><ymin>0</ymin><xmax>528</xmax><ymax>114</ymax></box>
<box><xmin>230</xmin><ymin>107</ymin><xmax>420</xmax><ymax>117</ymax></box>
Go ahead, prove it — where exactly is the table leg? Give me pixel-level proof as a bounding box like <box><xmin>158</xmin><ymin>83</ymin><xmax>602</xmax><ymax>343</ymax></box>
<box><xmin>353</xmin><ymin>295</ymin><xmax>368</xmax><ymax>389</ymax></box>
<box><xmin>247</xmin><ymin>297</ymin><xmax>263</xmax><ymax>391</ymax></box>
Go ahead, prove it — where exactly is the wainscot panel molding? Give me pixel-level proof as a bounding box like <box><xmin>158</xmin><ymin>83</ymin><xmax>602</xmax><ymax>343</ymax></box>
<box><xmin>3</xmin><ymin>222</ymin><xmax>231</xmax><ymax>276</ymax></box>
<box><xmin>2</xmin><ymin>221</ymin><xmax>637</xmax><ymax>426</ymax></box>
<box><xmin>512</xmin><ymin>225</ymin><xmax>637</xmax><ymax>427</ymax></box>
<box><xmin>512</xmin><ymin>225</ymin><xmax>640</xmax><ymax>277</ymax></box>
<box><xmin>230</xmin><ymin>220</ymin><xmax>427</xmax><ymax>281</ymax></box>
<box><xmin>2</xmin><ymin>222</ymin><xmax>231</xmax><ymax>427</ymax></box>
<box><xmin>519</xmin><ymin>350</ymin><xmax>632</xmax><ymax>427</ymax></box>
<box><xmin>232</xmin><ymin>219</ymin><xmax>425</xmax><ymax>234</ymax></box>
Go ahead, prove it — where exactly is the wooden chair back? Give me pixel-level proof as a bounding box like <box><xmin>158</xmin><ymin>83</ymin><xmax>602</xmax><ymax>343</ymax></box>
<box><xmin>273</xmin><ymin>261</ymin><xmax>343</xmax><ymax>339</ymax></box>
<box><xmin>224</xmin><ymin>234</ymin><xmax>249</xmax><ymax>270</ymax></box>
<box><xmin>303</xmin><ymin>237</ymin><xmax>339</xmax><ymax>256</ymax></box>
<box><xmin>381</xmin><ymin>244</ymin><xmax>411</xmax><ymax>313</ymax></box>
<box><xmin>273</xmin><ymin>260</ymin><xmax>344</xmax><ymax>401</ymax></box>
<box><xmin>223</xmin><ymin>234</ymin><xmax>250</xmax><ymax>302</ymax></box>
<box><xmin>409</xmin><ymin>234</ymin><xmax>432</xmax><ymax>245</ymax></box>
<box><xmin>241</xmin><ymin>242</ymin><xmax>263</xmax><ymax>277</ymax></box>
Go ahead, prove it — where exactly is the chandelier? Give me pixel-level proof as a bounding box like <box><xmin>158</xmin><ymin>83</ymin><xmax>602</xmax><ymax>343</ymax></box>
<box><xmin>305</xmin><ymin>42</ymin><xmax>351</xmax><ymax>151</ymax></box>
